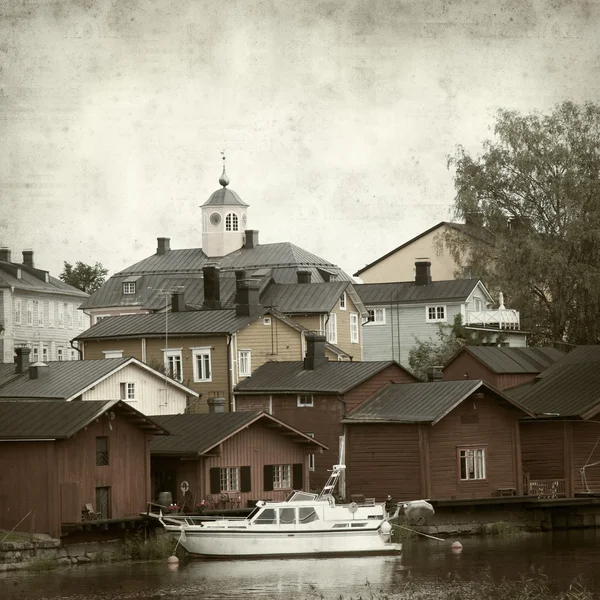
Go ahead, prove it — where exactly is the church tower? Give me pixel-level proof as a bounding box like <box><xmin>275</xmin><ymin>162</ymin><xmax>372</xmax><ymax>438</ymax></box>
<box><xmin>201</xmin><ymin>157</ymin><xmax>248</xmax><ymax>258</ymax></box>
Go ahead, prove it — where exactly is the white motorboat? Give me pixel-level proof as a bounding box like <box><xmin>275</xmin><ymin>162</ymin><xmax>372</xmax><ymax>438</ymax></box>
<box><xmin>159</xmin><ymin>465</ymin><xmax>401</xmax><ymax>558</ymax></box>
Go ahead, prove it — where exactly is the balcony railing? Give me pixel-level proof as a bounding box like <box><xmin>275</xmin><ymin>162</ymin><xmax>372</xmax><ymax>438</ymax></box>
<box><xmin>466</xmin><ymin>309</ymin><xmax>520</xmax><ymax>330</ymax></box>
<box><xmin>523</xmin><ymin>475</ymin><xmax>566</xmax><ymax>498</ymax></box>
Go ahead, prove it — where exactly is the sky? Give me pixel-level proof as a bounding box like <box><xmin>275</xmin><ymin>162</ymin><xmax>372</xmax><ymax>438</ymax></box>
<box><xmin>2</xmin><ymin>0</ymin><xmax>600</xmax><ymax>281</ymax></box>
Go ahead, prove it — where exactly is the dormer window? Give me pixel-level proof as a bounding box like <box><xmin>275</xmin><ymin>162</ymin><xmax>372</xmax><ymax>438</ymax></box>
<box><xmin>123</xmin><ymin>282</ymin><xmax>135</xmax><ymax>295</ymax></box>
<box><xmin>339</xmin><ymin>292</ymin><xmax>346</xmax><ymax>310</ymax></box>
<box><xmin>225</xmin><ymin>213</ymin><xmax>239</xmax><ymax>232</ymax></box>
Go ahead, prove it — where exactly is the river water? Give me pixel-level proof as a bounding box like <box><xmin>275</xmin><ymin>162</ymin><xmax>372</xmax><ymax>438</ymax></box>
<box><xmin>3</xmin><ymin>530</ymin><xmax>600</xmax><ymax>600</ymax></box>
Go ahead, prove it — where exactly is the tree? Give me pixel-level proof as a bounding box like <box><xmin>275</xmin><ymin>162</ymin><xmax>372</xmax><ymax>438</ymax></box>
<box><xmin>444</xmin><ymin>101</ymin><xmax>600</xmax><ymax>346</ymax></box>
<box><xmin>408</xmin><ymin>315</ymin><xmax>504</xmax><ymax>381</ymax></box>
<box><xmin>59</xmin><ymin>261</ymin><xmax>108</xmax><ymax>294</ymax></box>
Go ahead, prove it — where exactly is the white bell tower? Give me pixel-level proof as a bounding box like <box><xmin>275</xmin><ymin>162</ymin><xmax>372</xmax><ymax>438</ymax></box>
<box><xmin>201</xmin><ymin>155</ymin><xmax>248</xmax><ymax>258</ymax></box>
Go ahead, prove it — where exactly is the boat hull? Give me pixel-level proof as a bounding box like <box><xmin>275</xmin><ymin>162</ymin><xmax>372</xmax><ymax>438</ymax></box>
<box><xmin>165</xmin><ymin>526</ymin><xmax>401</xmax><ymax>558</ymax></box>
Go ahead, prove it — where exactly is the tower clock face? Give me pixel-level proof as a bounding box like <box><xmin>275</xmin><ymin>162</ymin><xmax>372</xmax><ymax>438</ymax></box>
<box><xmin>209</xmin><ymin>212</ymin><xmax>222</xmax><ymax>226</ymax></box>
<box><xmin>241</xmin><ymin>213</ymin><xmax>247</xmax><ymax>227</ymax></box>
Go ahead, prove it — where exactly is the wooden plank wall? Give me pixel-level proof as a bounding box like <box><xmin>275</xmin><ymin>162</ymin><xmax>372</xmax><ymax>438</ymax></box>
<box><xmin>572</xmin><ymin>421</ymin><xmax>600</xmax><ymax>495</ymax></box>
<box><xmin>520</xmin><ymin>421</ymin><xmax>565</xmax><ymax>481</ymax></box>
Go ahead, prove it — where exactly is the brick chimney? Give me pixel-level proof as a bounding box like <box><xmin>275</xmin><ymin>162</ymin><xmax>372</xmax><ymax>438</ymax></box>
<box><xmin>22</xmin><ymin>250</ymin><xmax>34</xmax><ymax>268</ymax></box>
<box><xmin>156</xmin><ymin>237</ymin><xmax>171</xmax><ymax>255</ymax></box>
<box><xmin>235</xmin><ymin>278</ymin><xmax>262</xmax><ymax>317</ymax></box>
<box><xmin>303</xmin><ymin>333</ymin><xmax>328</xmax><ymax>371</ymax></box>
<box><xmin>415</xmin><ymin>260</ymin><xmax>432</xmax><ymax>286</ymax></box>
<box><xmin>0</xmin><ymin>248</ymin><xmax>11</xmax><ymax>262</ymax></box>
<box><xmin>203</xmin><ymin>266</ymin><xmax>222</xmax><ymax>309</ymax></box>
<box><xmin>207</xmin><ymin>397</ymin><xmax>226</xmax><ymax>413</ymax></box>
<box><xmin>15</xmin><ymin>347</ymin><xmax>31</xmax><ymax>374</ymax></box>
<box><xmin>297</xmin><ymin>270</ymin><xmax>311</xmax><ymax>284</ymax></box>
<box><xmin>244</xmin><ymin>230</ymin><xmax>259</xmax><ymax>249</ymax></box>
<box><xmin>171</xmin><ymin>288</ymin><xmax>185</xmax><ymax>312</ymax></box>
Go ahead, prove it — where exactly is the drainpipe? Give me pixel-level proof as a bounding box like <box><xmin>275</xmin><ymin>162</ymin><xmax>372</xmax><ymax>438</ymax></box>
<box><xmin>227</xmin><ymin>334</ymin><xmax>234</xmax><ymax>412</ymax></box>
<box><xmin>70</xmin><ymin>339</ymin><xmax>83</xmax><ymax>360</ymax></box>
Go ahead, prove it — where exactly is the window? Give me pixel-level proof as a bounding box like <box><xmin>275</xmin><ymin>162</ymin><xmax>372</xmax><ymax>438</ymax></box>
<box><xmin>350</xmin><ymin>313</ymin><xmax>359</xmax><ymax>343</ymax></box>
<box><xmin>474</xmin><ymin>297</ymin><xmax>483</xmax><ymax>311</ymax></box>
<box><xmin>307</xmin><ymin>433</ymin><xmax>315</xmax><ymax>472</ymax></box>
<box><xmin>96</xmin><ymin>437</ymin><xmax>109</xmax><ymax>466</ymax></box>
<box><xmin>95</xmin><ymin>315</ymin><xmax>110</xmax><ymax>324</ymax></box>
<box><xmin>263</xmin><ymin>317</ymin><xmax>271</xmax><ymax>326</ymax></box>
<box><xmin>459</xmin><ymin>448</ymin><xmax>486</xmax><ymax>481</ymax></box>
<box><xmin>339</xmin><ymin>292</ymin><xmax>346</xmax><ymax>310</ymax></box>
<box><xmin>255</xmin><ymin>508</ymin><xmax>276</xmax><ymax>524</ymax></box>
<box><xmin>15</xmin><ymin>299</ymin><xmax>21</xmax><ymax>325</ymax></box>
<box><xmin>238</xmin><ymin>350</ymin><xmax>251</xmax><ymax>377</ymax></box>
<box><xmin>298</xmin><ymin>507</ymin><xmax>319</xmax><ymax>523</ymax></box>
<box><xmin>191</xmin><ymin>347</ymin><xmax>211</xmax><ymax>382</ymax></box>
<box><xmin>120</xmin><ymin>382</ymin><xmax>136</xmax><ymax>401</ymax></box>
<box><xmin>27</xmin><ymin>300</ymin><xmax>33</xmax><ymax>326</ymax></box>
<box><xmin>367</xmin><ymin>307</ymin><xmax>386</xmax><ymax>325</ymax></box>
<box><xmin>164</xmin><ymin>349</ymin><xmax>183</xmax><ymax>382</ymax></box>
<box><xmin>57</xmin><ymin>348</ymin><xmax>64</xmax><ymax>361</ymax></box>
<box><xmin>273</xmin><ymin>464</ymin><xmax>291</xmax><ymax>489</ymax></box>
<box><xmin>326</xmin><ymin>313</ymin><xmax>337</xmax><ymax>344</ymax></box>
<box><xmin>220</xmin><ymin>467</ymin><xmax>240</xmax><ymax>492</ymax></box>
<box><xmin>426</xmin><ymin>305</ymin><xmax>446</xmax><ymax>322</ymax></box>
<box><xmin>41</xmin><ymin>345</ymin><xmax>48</xmax><ymax>362</ymax></box>
<box><xmin>103</xmin><ymin>350</ymin><xmax>123</xmax><ymax>359</ymax></box>
<box><xmin>31</xmin><ymin>345</ymin><xmax>39</xmax><ymax>363</ymax></box>
<box><xmin>123</xmin><ymin>282</ymin><xmax>136</xmax><ymax>295</ymax></box>
<box><xmin>58</xmin><ymin>303</ymin><xmax>64</xmax><ymax>328</ymax></box>
<box><xmin>297</xmin><ymin>394</ymin><xmax>313</xmax><ymax>407</ymax></box>
<box><xmin>66</xmin><ymin>303</ymin><xmax>73</xmax><ymax>328</ymax></box>
<box><xmin>225</xmin><ymin>212</ymin><xmax>239</xmax><ymax>231</ymax></box>
<box><xmin>48</xmin><ymin>301</ymin><xmax>54</xmax><ymax>327</ymax></box>
<box><xmin>33</xmin><ymin>301</ymin><xmax>41</xmax><ymax>327</ymax></box>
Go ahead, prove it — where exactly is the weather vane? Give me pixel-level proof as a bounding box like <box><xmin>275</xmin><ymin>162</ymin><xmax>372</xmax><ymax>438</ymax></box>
<box><xmin>219</xmin><ymin>149</ymin><xmax>229</xmax><ymax>187</ymax></box>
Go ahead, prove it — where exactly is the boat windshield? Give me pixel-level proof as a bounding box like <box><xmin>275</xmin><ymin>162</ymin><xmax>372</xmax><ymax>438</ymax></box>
<box><xmin>285</xmin><ymin>491</ymin><xmax>317</xmax><ymax>502</ymax></box>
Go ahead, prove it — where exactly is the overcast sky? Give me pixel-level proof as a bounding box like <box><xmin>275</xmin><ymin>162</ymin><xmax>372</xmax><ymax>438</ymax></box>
<box><xmin>2</xmin><ymin>0</ymin><xmax>600</xmax><ymax>280</ymax></box>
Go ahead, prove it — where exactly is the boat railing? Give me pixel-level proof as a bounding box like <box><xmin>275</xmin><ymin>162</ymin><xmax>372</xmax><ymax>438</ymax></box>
<box><xmin>349</xmin><ymin>495</ymin><xmax>376</xmax><ymax>506</ymax></box>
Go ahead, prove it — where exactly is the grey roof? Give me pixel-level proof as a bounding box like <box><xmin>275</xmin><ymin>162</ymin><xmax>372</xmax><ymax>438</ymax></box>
<box><xmin>260</xmin><ymin>282</ymin><xmax>349</xmax><ymax>313</ymax></box>
<box><xmin>505</xmin><ymin>346</ymin><xmax>600</xmax><ymax>418</ymax></box>
<box><xmin>202</xmin><ymin>187</ymin><xmax>248</xmax><ymax>207</ymax></box>
<box><xmin>0</xmin><ymin>261</ymin><xmax>88</xmax><ymax>298</ymax></box>
<box><xmin>353</xmin><ymin>221</ymin><xmax>492</xmax><ymax>277</ymax></box>
<box><xmin>234</xmin><ymin>360</ymin><xmax>413</xmax><ymax>394</ymax></box>
<box><xmin>150</xmin><ymin>411</ymin><xmax>327</xmax><ymax>456</ymax></box>
<box><xmin>0</xmin><ymin>358</ymin><xmax>132</xmax><ymax>400</ymax></box>
<box><xmin>76</xmin><ymin>309</ymin><xmax>259</xmax><ymax>340</ymax></box>
<box><xmin>448</xmin><ymin>346</ymin><xmax>565</xmax><ymax>374</ymax></box>
<box><xmin>355</xmin><ymin>279</ymin><xmax>480</xmax><ymax>305</ymax></box>
<box><xmin>344</xmin><ymin>379</ymin><xmax>532</xmax><ymax>424</ymax></box>
<box><xmin>0</xmin><ymin>400</ymin><xmax>167</xmax><ymax>439</ymax></box>
<box><xmin>82</xmin><ymin>242</ymin><xmax>351</xmax><ymax>310</ymax></box>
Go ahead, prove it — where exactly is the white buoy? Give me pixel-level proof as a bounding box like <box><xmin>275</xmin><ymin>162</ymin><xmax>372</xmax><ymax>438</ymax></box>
<box><xmin>167</xmin><ymin>555</ymin><xmax>179</xmax><ymax>566</ymax></box>
<box><xmin>451</xmin><ymin>541</ymin><xmax>463</xmax><ymax>553</ymax></box>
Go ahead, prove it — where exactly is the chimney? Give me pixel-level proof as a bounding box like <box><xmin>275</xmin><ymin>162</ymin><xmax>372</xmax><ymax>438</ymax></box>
<box><xmin>297</xmin><ymin>270</ymin><xmax>311</xmax><ymax>284</ymax></box>
<box><xmin>15</xmin><ymin>347</ymin><xmax>31</xmax><ymax>374</ymax></box>
<box><xmin>244</xmin><ymin>230</ymin><xmax>259</xmax><ymax>249</ymax></box>
<box><xmin>203</xmin><ymin>265</ymin><xmax>222</xmax><ymax>309</ymax></box>
<box><xmin>171</xmin><ymin>288</ymin><xmax>185</xmax><ymax>312</ymax></box>
<box><xmin>29</xmin><ymin>362</ymin><xmax>50</xmax><ymax>380</ymax></box>
<box><xmin>0</xmin><ymin>248</ymin><xmax>11</xmax><ymax>262</ymax></box>
<box><xmin>235</xmin><ymin>278</ymin><xmax>262</xmax><ymax>317</ymax></box>
<box><xmin>415</xmin><ymin>260</ymin><xmax>432</xmax><ymax>286</ymax></box>
<box><xmin>156</xmin><ymin>237</ymin><xmax>171</xmax><ymax>255</ymax></box>
<box><xmin>426</xmin><ymin>366</ymin><xmax>443</xmax><ymax>382</ymax></box>
<box><xmin>207</xmin><ymin>397</ymin><xmax>226</xmax><ymax>413</ymax></box>
<box><xmin>22</xmin><ymin>250</ymin><xmax>34</xmax><ymax>268</ymax></box>
<box><xmin>303</xmin><ymin>333</ymin><xmax>328</xmax><ymax>370</ymax></box>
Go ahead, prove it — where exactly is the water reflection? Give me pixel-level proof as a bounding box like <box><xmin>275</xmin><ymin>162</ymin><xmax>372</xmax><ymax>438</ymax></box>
<box><xmin>3</xmin><ymin>530</ymin><xmax>600</xmax><ymax>600</ymax></box>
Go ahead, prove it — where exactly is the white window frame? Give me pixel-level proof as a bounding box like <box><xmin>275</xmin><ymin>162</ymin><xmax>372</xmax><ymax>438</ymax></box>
<box><xmin>273</xmin><ymin>464</ymin><xmax>291</xmax><ymax>490</ymax></box>
<box><xmin>31</xmin><ymin>345</ymin><xmax>39</xmax><ymax>363</ymax></box>
<box><xmin>123</xmin><ymin>282</ymin><xmax>136</xmax><ymax>295</ymax></box>
<box><xmin>238</xmin><ymin>350</ymin><xmax>251</xmax><ymax>377</ymax></box>
<box><xmin>459</xmin><ymin>447</ymin><xmax>486</xmax><ymax>481</ymax></box>
<box><xmin>15</xmin><ymin>299</ymin><xmax>22</xmax><ymax>325</ymax></box>
<box><xmin>307</xmin><ymin>433</ymin><xmax>315</xmax><ymax>472</ymax></box>
<box><xmin>164</xmin><ymin>348</ymin><xmax>183</xmax><ymax>382</ymax></box>
<box><xmin>297</xmin><ymin>394</ymin><xmax>314</xmax><ymax>408</ymax></box>
<box><xmin>120</xmin><ymin>382</ymin><xmax>136</xmax><ymax>401</ymax></box>
<box><xmin>339</xmin><ymin>292</ymin><xmax>346</xmax><ymax>310</ymax></box>
<box><xmin>95</xmin><ymin>314</ymin><xmax>110</xmax><ymax>324</ymax></box>
<box><xmin>103</xmin><ymin>350</ymin><xmax>124</xmax><ymax>359</ymax></box>
<box><xmin>326</xmin><ymin>313</ymin><xmax>337</xmax><ymax>344</ymax></box>
<box><xmin>367</xmin><ymin>307</ymin><xmax>386</xmax><ymax>325</ymax></box>
<box><xmin>220</xmin><ymin>467</ymin><xmax>240</xmax><ymax>492</ymax></box>
<box><xmin>58</xmin><ymin>303</ymin><xmax>64</xmax><ymax>328</ymax></box>
<box><xmin>48</xmin><ymin>301</ymin><xmax>54</xmax><ymax>328</ymax></box>
<box><xmin>66</xmin><ymin>303</ymin><xmax>73</xmax><ymax>328</ymax></box>
<box><xmin>191</xmin><ymin>347</ymin><xmax>211</xmax><ymax>382</ymax></box>
<box><xmin>27</xmin><ymin>300</ymin><xmax>33</xmax><ymax>326</ymax></box>
<box><xmin>263</xmin><ymin>317</ymin><xmax>271</xmax><ymax>326</ymax></box>
<box><xmin>33</xmin><ymin>300</ymin><xmax>41</xmax><ymax>327</ymax></box>
<box><xmin>57</xmin><ymin>347</ymin><xmax>64</xmax><ymax>361</ymax></box>
<box><xmin>350</xmin><ymin>313</ymin><xmax>359</xmax><ymax>344</ymax></box>
<box><xmin>426</xmin><ymin>305</ymin><xmax>447</xmax><ymax>323</ymax></box>
<box><xmin>225</xmin><ymin>212</ymin><xmax>239</xmax><ymax>232</ymax></box>
<box><xmin>41</xmin><ymin>344</ymin><xmax>48</xmax><ymax>362</ymax></box>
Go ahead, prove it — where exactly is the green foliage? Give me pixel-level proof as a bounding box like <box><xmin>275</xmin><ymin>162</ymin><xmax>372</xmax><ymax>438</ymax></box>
<box><xmin>59</xmin><ymin>261</ymin><xmax>108</xmax><ymax>294</ymax></box>
<box><xmin>28</xmin><ymin>556</ymin><xmax>58</xmax><ymax>571</ymax></box>
<box><xmin>409</xmin><ymin>314</ymin><xmax>505</xmax><ymax>380</ymax></box>
<box><xmin>445</xmin><ymin>101</ymin><xmax>600</xmax><ymax>346</ymax></box>
<box><xmin>120</xmin><ymin>532</ymin><xmax>177</xmax><ymax>561</ymax></box>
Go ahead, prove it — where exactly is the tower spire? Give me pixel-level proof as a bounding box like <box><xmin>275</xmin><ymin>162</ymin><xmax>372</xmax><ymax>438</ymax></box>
<box><xmin>219</xmin><ymin>150</ymin><xmax>230</xmax><ymax>188</ymax></box>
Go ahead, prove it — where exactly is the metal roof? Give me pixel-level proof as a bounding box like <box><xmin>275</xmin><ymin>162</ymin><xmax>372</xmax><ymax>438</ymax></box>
<box><xmin>202</xmin><ymin>187</ymin><xmax>248</xmax><ymax>207</ymax></box>
<box><xmin>234</xmin><ymin>360</ymin><xmax>411</xmax><ymax>394</ymax></box>
<box><xmin>505</xmin><ymin>346</ymin><xmax>600</xmax><ymax>418</ymax></box>
<box><xmin>0</xmin><ymin>262</ymin><xmax>88</xmax><ymax>298</ymax></box>
<box><xmin>344</xmin><ymin>379</ymin><xmax>532</xmax><ymax>424</ymax></box>
<box><xmin>76</xmin><ymin>309</ymin><xmax>258</xmax><ymax>340</ymax></box>
<box><xmin>150</xmin><ymin>411</ymin><xmax>327</xmax><ymax>456</ymax></box>
<box><xmin>260</xmin><ymin>282</ymin><xmax>349</xmax><ymax>313</ymax></box>
<box><xmin>449</xmin><ymin>346</ymin><xmax>565</xmax><ymax>374</ymax></box>
<box><xmin>355</xmin><ymin>279</ymin><xmax>480</xmax><ymax>305</ymax></box>
<box><xmin>0</xmin><ymin>400</ymin><xmax>167</xmax><ymax>439</ymax></box>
